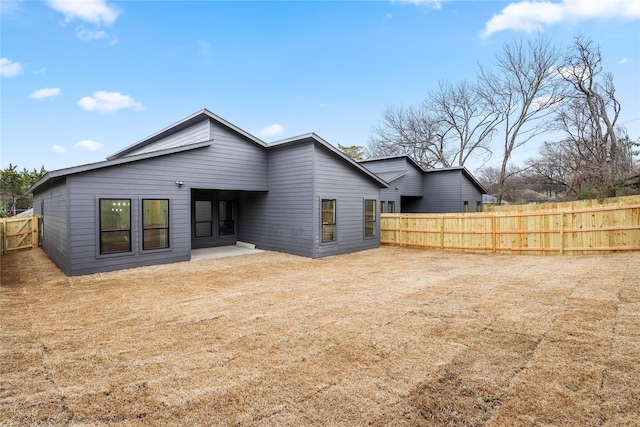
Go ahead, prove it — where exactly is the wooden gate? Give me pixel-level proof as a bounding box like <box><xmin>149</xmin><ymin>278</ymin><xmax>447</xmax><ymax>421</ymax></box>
<box><xmin>0</xmin><ymin>216</ymin><xmax>40</xmax><ymax>254</ymax></box>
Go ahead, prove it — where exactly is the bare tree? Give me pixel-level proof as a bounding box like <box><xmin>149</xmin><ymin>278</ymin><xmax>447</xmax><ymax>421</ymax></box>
<box><xmin>557</xmin><ymin>34</ymin><xmax>623</xmax><ymax>182</ymax></box>
<box><xmin>477</xmin><ymin>34</ymin><xmax>563</xmax><ymax>204</ymax></box>
<box><xmin>368</xmin><ymin>80</ymin><xmax>499</xmax><ymax>169</ymax></box>
<box><xmin>426</xmin><ymin>80</ymin><xmax>499</xmax><ymax>167</ymax></box>
<box><xmin>367</xmin><ymin>105</ymin><xmax>449</xmax><ymax>168</ymax></box>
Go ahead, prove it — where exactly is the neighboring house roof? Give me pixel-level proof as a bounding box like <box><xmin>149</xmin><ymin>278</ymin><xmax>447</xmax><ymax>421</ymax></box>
<box><xmin>28</xmin><ymin>141</ymin><xmax>212</xmax><ymax>194</ymax></box>
<box><xmin>107</xmin><ymin>109</ymin><xmax>266</xmax><ymax>160</ymax></box>
<box><xmin>15</xmin><ymin>208</ymin><xmax>34</xmax><ymax>217</ymax></box>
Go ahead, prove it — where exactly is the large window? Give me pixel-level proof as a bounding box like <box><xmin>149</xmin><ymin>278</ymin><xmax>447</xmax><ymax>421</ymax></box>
<box><xmin>194</xmin><ymin>200</ymin><xmax>212</xmax><ymax>237</ymax></box>
<box><xmin>218</xmin><ymin>200</ymin><xmax>235</xmax><ymax>236</ymax></box>
<box><xmin>143</xmin><ymin>199</ymin><xmax>169</xmax><ymax>250</ymax></box>
<box><xmin>100</xmin><ymin>199</ymin><xmax>131</xmax><ymax>254</ymax></box>
<box><xmin>322</xmin><ymin>199</ymin><xmax>336</xmax><ymax>243</ymax></box>
<box><xmin>364</xmin><ymin>199</ymin><xmax>376</xmax><ymax>237</ymax></box>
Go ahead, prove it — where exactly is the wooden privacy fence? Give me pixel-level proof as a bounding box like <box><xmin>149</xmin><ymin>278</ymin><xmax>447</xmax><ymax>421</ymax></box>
<box><xmin>0</xmin><ymin>215</ymin><xmax>41</xmax><ymax>255</ymax></box>
<box><xmin>381</xmin><ymin>200</ymin><xmax>640</xmax><ymax>255</ymax></box>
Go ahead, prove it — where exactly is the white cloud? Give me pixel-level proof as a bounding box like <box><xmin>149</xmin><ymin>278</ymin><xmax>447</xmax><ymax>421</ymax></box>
<box><xmin>29</xmin><ymin>87</ymin><xmax>61</xmax><ymax>100</ymax></box>
<box><xmin>33</xmin><ymin>67</ymin><xmax>47</xmax><ymax>75</ymax></box>
<box><xmin>482</xmin><ymin>0</ymin><xmax>640</xmax><ymax>38</ymax></box>
<box><xmin>51</xmin><ymin>145</ymin><xmax>66</xmax><ymax>154</ymax></box>
<box><xmin>75</xmin><ymin>26</ymin><xmax>109</xmax><ymax>41</ymax></box>
<box><xmin>0</xmin><ymin>57</ymin><xmax>23</xmax><ymax>77</ymax></box>
<box><xmin>619</xmin><ymin>57</ymin><xmax>632</xmax><ymax>65</ymax></box>
<box><xmin>78</xmin><ymin>90</ymin><xmax>143</xmax><ymax>113</ymax></box>
<box><xmin>258</xmin><ymin>124</ymin><xmax>285</xmax><ymax>138</ymax></box>
<box><xmin>393</xmin><ymin>0</ymin><xmax>442</xmax><ymax>9</ymax></box>
<box><xmin>47</xmin><ymin>0</ymin><xmax>119</xmax><ymax>26</ymax></box>
<box><xmin>74</xmin><ymin>140</ymin><xmax>104</xmax><ymax>151</ymax></box>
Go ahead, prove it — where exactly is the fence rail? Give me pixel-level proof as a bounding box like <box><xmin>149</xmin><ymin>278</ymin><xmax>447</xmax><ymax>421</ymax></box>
<box><xmin>0</xmin><ymin>215</ymin><xmax>41</xmax><ymax>255</ymax></box>
<box><xmin>381</xmin><ymin>197</ymin><xmax>640</xmax><ymax>255</ymax></box>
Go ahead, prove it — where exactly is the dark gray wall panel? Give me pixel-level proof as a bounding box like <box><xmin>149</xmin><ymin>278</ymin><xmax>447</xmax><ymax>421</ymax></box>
<box><xmin>64</xmin><ymin>132</ymin><xmax>268</xmax><ymax>275</ymax></box>
<box><xmin>239</xmin><ymin>143</ymin><xmax>315</xmax><ymax>257</ymax></box>
<box><xmin>313</xmin><ymin>145</ymin><xmax>381</xmax><ymax>257</ymax></box>
<box><xmin>33</xmin><ymin>180</ymin><xmax>69</xmax><ymax>274</ymax></box>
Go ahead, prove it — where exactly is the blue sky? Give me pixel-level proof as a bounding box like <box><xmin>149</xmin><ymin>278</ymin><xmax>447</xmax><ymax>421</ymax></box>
<box><xmin>2</xmin><ymin>0</ymin><xmax>639</xmax><ymax>175</ymax></box>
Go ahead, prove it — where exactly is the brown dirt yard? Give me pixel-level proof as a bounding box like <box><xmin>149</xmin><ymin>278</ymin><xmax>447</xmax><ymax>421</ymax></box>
<box><xmin>1</xmin><ymin>246</ymin><xmax>639</xmax><ymax>426</ymax></box>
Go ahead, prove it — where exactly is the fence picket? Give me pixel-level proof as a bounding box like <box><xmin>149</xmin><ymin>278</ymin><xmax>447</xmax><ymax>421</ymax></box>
<box><xmin>381</xmin><ymin>196</ymin><xmax>640</xmax><ymax>255</ymax></box>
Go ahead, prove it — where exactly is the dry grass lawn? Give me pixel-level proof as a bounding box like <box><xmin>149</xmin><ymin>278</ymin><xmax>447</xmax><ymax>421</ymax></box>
<box><xmin>1</xmin><ymin>246</ymin><xmax>639</xmax><ymax>426</ymax></box>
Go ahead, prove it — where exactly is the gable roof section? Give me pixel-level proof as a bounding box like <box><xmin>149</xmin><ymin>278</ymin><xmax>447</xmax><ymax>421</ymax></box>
<box><xmin>359</xmin><ymin>154</ymin><xmax>425</xmax><ymax>173</ymax></box>
<box><xmin>359</xmin><ymin>154</ymin><xmax>487</xmax><ymax>194</ymax></box>
<box><xmin>374</xmin><ymin>170</ymin><xmax>409</xmax><ymax>183</ymax></box>
<box><xmin>28</xmin><ymin>141</ymin><xmax>212</xmax><ymax>194</ymax></box>
<box><xmin>107</xmin><ymin>109</ymin><xmax>266</xmax><ymax>160</ymax></box>
<box><xmin>423</xmin><ymin>166</ymin><xmax>488</xmax><ymax>194</ymax></box>
<box><xmin>269</xmin><ymin>133</ymin><xmax>388</xmax><ymax>188</ymax></box>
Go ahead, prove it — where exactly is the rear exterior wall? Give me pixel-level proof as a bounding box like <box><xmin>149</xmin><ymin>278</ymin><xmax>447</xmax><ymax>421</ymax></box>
<box><xmin>33</xmin><ymin>180</ymin><xmax>69</xmax><ymax>274</ymax></box>
<box><xmin>313</xmin><ymin>144</ymin><xmax>381</xmax><ymax>257</ymax></box>
<box><xmin>64</xmin><ymin>135</ymin><xmax>268</xmax><ymax>276</ymax></box>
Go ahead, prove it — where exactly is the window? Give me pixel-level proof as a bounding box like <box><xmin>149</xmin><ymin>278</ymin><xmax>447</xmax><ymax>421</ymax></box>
<box><xmin>218</xmin><ymin>200</ymin><xmax>235</xmax><ymax>236</ymax></box>
<box><xmin>380</xmin><ymin>201</ymin><xmax>386</xmax><ymax>214</ymax></box>
<box><xmin>387</xmin><ymin>201</ymin><xmax>395</xmax><ymax>213</ymax></box>
<box><xmin>477</xmin><ymin>201</ymin><xmax>483</xmax><ymax>212</ymax></box>
<box><xmin>143</xmin><ymin>199</ymin><xmax>169</xmax><ymax>250</ymax></box>
<box><xmin>322</xmin><ymin>199</ymin><xmax>336</xmax><ymax>243</ymax></box>
<box><xmin>100</xmin><ymin>199</ymin><xmax>131</xmax><ymax>254</ymax></box>
<box><xmin>195</xmin><ymin>200</ymin><xmax>212</xmax><ymax>237</ymax></box>
<box><xmin>364</xmin><ymin>199</ymin><xmax>376</xmax><ymax>237</ymax></box>
<box><xmin>463</xmin><ymin>200</ymin><xmax>469</xmax><ymax>213</ymax></box>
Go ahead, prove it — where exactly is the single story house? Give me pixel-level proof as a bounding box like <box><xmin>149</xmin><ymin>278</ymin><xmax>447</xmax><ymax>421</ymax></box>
<box><xmin>29</xmin><ymin>109</ymin><xmax>486</xmax><ymax>276</ymax></box>
<box><xmin>29</xmin><ymin>109</ymin><xmax>387</xmax><ymax>276</ymax></box>
<box><xmin>359</xmin><ymin>155</ymin><xmax>486</xmax><ymax>213</ymax></box>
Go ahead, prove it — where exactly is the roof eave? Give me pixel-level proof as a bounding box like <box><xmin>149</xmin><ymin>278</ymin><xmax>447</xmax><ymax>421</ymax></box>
<box><xmin>29</xmin><ymin>141</ymin><xmax>212</xmax><ymax>194</ymax></box>
<box><xmin>107</xmin><ymin>109</ymin><xmax>266</xmax><ymax>160</ymax></box>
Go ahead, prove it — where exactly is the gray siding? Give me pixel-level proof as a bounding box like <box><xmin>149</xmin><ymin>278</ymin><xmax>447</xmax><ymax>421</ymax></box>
<box><xmin>419</xmin><ymin>170</ymin><xmax>482</xmax><ymax>213</ymax></box>
<box><xmin>125</xmin><ymin>119</ymin><xmax>210</xmax><ymax>156</ymax></box>
<box><xmin>313</xmin><ymin>145</ymin><xmax>380</xmax><ymax>257</ymax></box>
<box><xmin>360</xmin><ymin>157</ymin><xmax>407</xmax><ymax>174</ymax></box>
<box><xmin>33</xmin><ymin>180</ymin><xmax>69</xmax><ymax>274</ymax></box>
<box><xmin>362</xmin><ymin>158</ymin><xmax>424</xmax><ymax>213</ymax></box>
<box><xmin>239</xmin><ymin>142</ymin><xmax>314</xmax><ymax>257</ymax></box>
<box><xmin>64</xmin><ymin>132</ymin><xmax>268</xmax><ymax>275</ymax></box>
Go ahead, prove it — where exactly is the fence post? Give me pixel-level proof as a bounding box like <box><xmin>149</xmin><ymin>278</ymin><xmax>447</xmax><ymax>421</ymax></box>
<box><xmin>440</xmin><ymin>215</ymin><xmax>445</xmax><ymax>250</ymax></box>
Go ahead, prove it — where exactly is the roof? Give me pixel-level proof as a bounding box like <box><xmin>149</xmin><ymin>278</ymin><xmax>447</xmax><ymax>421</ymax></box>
<box><xmin>107</xmin><ymin>108</ymin><xmax>266</xmax><ymax>160</ymax></box>
<box><xmin>359</xmin><ymin>154</ymin><xmax>487</xmax><ymax>194</ymax></box>
<box><xmin>423</xmin><ymin>166</ymin><xmax>488</xmax><ymax>194</ymax></box>
<box><xmin>373</xmin><ymin>170</ymin><xmax>408</xmax><ymax>183</ymax></box>
<box><xmin>269</xmin><ymin>133</ymin><xmax>388</xmax><ymax>188</ymax></box>
<box><xmin>359</xmin><ymin>154</ymin><xmax>425</xmax><ymax>172</ymax></box>
<box><xmin>28</xmin><ymin>141</ymin><xmax>212</xmax><ymax>194</ymax></box>
<box><xmin>29</xmin><ymin>109</ymin><xmax>389</xmax><ymax>193</ymax></box>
